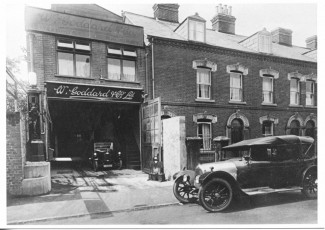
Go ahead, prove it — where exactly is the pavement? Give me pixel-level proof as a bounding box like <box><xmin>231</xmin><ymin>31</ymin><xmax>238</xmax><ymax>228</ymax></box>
<box><xmin>7</xmin><ymin>162</ymin><xmax>179</xmax><ymax>225</ymax></box>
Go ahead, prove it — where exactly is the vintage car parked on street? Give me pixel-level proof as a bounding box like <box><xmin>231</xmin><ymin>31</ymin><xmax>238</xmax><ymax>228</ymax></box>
<box><xmin>173</xmin><ymin>135</ymin><xmax>317</xmax><ymax>212</ymax></box>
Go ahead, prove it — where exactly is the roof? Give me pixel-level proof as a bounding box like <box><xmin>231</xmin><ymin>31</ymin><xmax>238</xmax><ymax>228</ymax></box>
<box><xmin>124</xmin><ymin>11</ymin><xmax>316</xmax><ymax>63</ymax></box>
<box><xmin>222</xmin><ymin>135</ymin><xmax>314</xmax><ymax>150</ymax></box>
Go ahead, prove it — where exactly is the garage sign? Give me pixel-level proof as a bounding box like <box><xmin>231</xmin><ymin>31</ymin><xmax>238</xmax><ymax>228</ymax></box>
<box><xmin>46</xmin><ymin>82</ymin><xmax>143</xmax><ymax>103</ymax></box>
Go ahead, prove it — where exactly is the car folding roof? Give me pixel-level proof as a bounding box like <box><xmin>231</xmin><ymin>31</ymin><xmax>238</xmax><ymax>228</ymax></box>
<box><xmin>222</xmin><ymin>135</ymin><xmax>314</xmax><ymax>151</ymax></box>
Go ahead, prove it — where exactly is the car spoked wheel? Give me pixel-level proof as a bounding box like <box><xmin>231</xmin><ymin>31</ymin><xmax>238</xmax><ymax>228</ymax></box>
<box><xmin>173</xmin><ymin>177</ymin><xmax>196</xmax><ymax>203</ymax></box>
<box><xmin>114</xmin><ymin>159</ymin><xmax>123</xmax><ymax>170</ymax></box>
<box><xmin>302</xmin><ymin>170</ymin><xmax>317</xmax><ymax>199</ymax></box>
<box><xmin>199</xmin><ymin>178</ymin><xmax>233</xmax><ymax>212</ymax></box>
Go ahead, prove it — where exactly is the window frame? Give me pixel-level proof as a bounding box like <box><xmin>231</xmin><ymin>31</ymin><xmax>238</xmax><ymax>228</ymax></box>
<box><xmin>262</xmin><ymin>120</ymin><xmax>274</xmax><ymax>136</ymax></box>
<box><xmin>106</xmin><ymin>45</ymin><xmax>137</xmax><ymax>82</ymax></box>
<box><xmin>196</xmin><ymin>67</ymin><xmax>211</xmax><ymax>100</ymax></box>
<box><xmin>290</xmin><ymin>78</ymin><xmax>301</xmax><ymax>105</ymax></box>
<box><xmin>262</xmin><ymin>76</ymin><xmax>274</xmax><ymax>104</ymax></box>
<box><xmin>188</xmin><ymin>20</ymin><xmax>205</xmax><ymax>42</ymax></box>
<box><xmin>197</xmin><ymin>121</ymin><xmax>212</xmax><ymax>150</ymax></box>
<box><xmin>230</xmin><ymin>72</ymin><xmax>243</xmax><ymax>102</ymax></box>
<box><xmin>306</xmin><ymin>80</ymin><xmax>315</xmax><ymax>106</ymax></box>
<box><xmin>56</xmin><ymin>38</ymin><xmax>91</xmax><ymax>78</ymax></box>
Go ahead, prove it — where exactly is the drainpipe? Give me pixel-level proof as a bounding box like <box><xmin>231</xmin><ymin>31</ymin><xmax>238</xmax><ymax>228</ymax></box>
<box><xmin>29</xmin><ymin>33</ymin><xmax>34</xmax><ymax>73</ymax></box>
<box><xmin>151</xmin><ymin>38</ymin><xmax>155</xmax><ymax>99</ymax></box>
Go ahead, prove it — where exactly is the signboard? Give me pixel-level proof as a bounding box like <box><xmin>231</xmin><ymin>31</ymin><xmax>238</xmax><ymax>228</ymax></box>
<box><xmin>46</xmin><ymin>82</ymin><xmax>143</xmax><ymax>103</ymax></box>
<box><xmin>25</xmin><ymin>7</ymin><xmax>144</xmax><ymax>47</ymax></box>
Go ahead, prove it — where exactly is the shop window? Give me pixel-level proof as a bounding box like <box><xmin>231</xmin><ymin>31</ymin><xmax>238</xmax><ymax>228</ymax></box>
<box><xmin>290</xmin><ymin>78</ymin><xmax>300</xmax><ymax>105</ymax></box>
<box><xmin>197</xmin><ymin>67</ymin><xmax>211</xmax><ymax>99</ymax></box>
<box><xmin>57</xmin><ymin>39</ymin><xmax>91</xmax><ymax>78</ymax></box>
<box><xmin>107</xmin><ymin>47</ymin><xmax>137</xmax><ymax>82</ymax></box>
<box><xmin>197</xmin><ymin>121</ymin><xmax>211</xmax><ymax>150</ymax></box>
<box><xmin>262</xmin><ymin>120</ymin><xmax>274</xmax><ymax>136</ymax></box>
<box><xmin>230</xmin><ymin>72</ymin><xmax>243</xmax><ymax>102</ymax></box>
<box><xmin>189</xmin><ymin>20</ymin><xmax>205</xmax><ymax>42</ymax></box>
<box><xmin>262</xmin><ymin>76</ymin><xmax>274</xmax><ymax>104</ymax></box>
<box><xmin>306</xmin><ymin>80</ymin><xmax>315</xmax><ymax>106</ymax></box>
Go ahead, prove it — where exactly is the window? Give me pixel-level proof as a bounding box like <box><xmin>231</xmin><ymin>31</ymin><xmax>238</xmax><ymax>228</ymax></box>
<box><xmin>197</xmin><ymin>68</ymin><xmax>211</xmax><ymax>99</ymax></box>
<box><xmin>262</xmin><ymin>120</ymin><xmax>273</xmax><ymax>136</ymax></box>
<box><xmin>290</xmin><ymin>120</ymin><xmax>300</xmax><ymax>136</ymax></box>
<box><xmin>290</xmin><ymin>78</ymin><xmax>300</xmax><ymax>105</ymax></box>
<box><xmin>57</xmin><ymin>39</ymin><xmax>91</xmax><ymax>78</ymax></box>
<box><xmin>197</xmin><ymin>122</ymin><xmax>211</xmax><ymax>150</ymax></box>
<box><xmin>107</xmin><ymin>47</ymin><xmax>137</xmax><ymax>81</ymax></box>
<box><xmin>306</xmin><ymin>80</ymin><xmax>315</xmax><ymax>106</ymax></box>
<box><xmin>189</xmin><ymin>20</ymin><xmax>204</xmax><ymax>42</ymax></box>
<box><xmin>262</xmin><ymin>77</ymin><xmax>273</xmax><ymax>103</ymax></box>
<box><xmin>230</xmin><ymin>72</ymin><xmax>243</xmax><ymax>101</ymax></box>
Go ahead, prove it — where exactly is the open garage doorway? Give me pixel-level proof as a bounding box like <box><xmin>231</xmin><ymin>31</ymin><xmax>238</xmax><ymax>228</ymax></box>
<box><xmin>48</xmin><ymin>100</ymin><xmax>141</xmax><ymax>170</ymax></box>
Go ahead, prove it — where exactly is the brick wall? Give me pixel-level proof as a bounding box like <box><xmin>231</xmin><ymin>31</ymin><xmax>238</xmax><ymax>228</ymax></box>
<box><xmin>150</xmin><ymin>38</ymin><xmax>317</xmax><ymax>141</ymax></box>
<box><xmin>30</xmin><ymin>32</ymin><xmax>146</xmax><ymax>90</ymax></box>
<box><xmin>6</xmin><ymin>112</ymin><xmax>26</xmax><ymax>195</ymax></box>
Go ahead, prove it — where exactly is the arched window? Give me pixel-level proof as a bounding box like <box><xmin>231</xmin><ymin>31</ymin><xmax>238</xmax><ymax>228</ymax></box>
<box><xmin>305</xmin><ymin>120</ymin><xmax>315</xmax><ymax>138</ymax></box>
<box><xmin>231</xmin><ymin>118</ymin><xmax>244</xmax><ymax>144</ymax></box>
<box><xmin>290</xmin><ymin>120</ymin><xmax>300</xmax><ymax>136</ymax></box>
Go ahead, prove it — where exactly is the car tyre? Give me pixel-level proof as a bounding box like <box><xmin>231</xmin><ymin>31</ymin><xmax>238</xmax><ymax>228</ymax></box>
<box><xmin>199</xmin><ymin>178</ymin><xmax>233</xmax><ymax>212</ymax></box>
<box><xmin>115</xmin><ymin>159</ymin><xmax>123</xmax><ymax>170</ymax></box>
<box><xmin>302</xmin><ymin>169</ymin><xmax>317</xmax><ymax>199</ymax></box>
<box><xmin>173</xmin><ymin>176</ymin><xmax>195</xmax><ymax>203</ymax></box>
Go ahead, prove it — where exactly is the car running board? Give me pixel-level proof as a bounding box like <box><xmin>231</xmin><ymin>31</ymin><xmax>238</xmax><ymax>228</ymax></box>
<box><xmin>242</xmin><ymin>186</ymin><xmax>302</xmax><ymax>196</ymax></box>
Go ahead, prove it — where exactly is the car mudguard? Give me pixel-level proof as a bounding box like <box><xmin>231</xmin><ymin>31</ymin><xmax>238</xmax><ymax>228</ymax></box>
<box><xmin>173</xmin><ymin>170</ymin><xmax>196</xmax><ymax>186</ymax></box>
<box><xmin>199</xmin><ymin>171</ymin><xmax>241</xmax><ymax>194</ymax></box>
<box><xmin>300</xmin><ymin>165</ymin><xmax>317</xmax><ymax>186</ymax></box>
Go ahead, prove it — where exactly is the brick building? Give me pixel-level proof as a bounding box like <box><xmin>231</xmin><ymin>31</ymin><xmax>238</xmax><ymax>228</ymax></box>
<box><xmin>25</xmin><ymin>5</ymin><xmax>145</xmax><ymax>169</ymax></box>
<box><xmin>123</xmin><ymin>4</ymin><xmax>317</xmax><ymax>167</ymax></box>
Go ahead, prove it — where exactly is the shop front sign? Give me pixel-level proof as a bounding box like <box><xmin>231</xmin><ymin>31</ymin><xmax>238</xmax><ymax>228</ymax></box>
<box><xmin>46</xmin><ymin>82</ymin><xmax>143</xmax><ymax>103</ymax></box>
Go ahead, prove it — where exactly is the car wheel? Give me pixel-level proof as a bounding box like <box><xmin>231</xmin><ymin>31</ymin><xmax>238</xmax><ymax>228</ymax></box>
<box><xmin>173</xmin><ymin>176</ymin><xmax>195</xmax><ymax>203</ymax></box>
<box><xmin>199</xmin><ymin>178</ymin><xmax>233</xmax><ymax>212</ymax></box>
<box><xmin>302</xmin><ymin>169</ymin><xmax>317</xmax><ymax>199</ymax></box>
<box><xmin>93</xmin><ymin>161</ymin><xmax>98</xmax><ymax>172</ymax></box>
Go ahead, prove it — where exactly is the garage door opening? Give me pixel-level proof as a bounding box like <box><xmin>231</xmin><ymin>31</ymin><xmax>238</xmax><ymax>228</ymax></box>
<box><xmin>48</xmin><ymin>100</ymin><xmax>141</xmax><ymax>170</ymax></box>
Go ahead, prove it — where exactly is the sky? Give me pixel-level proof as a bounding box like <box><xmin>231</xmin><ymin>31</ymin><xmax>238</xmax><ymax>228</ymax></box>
<box><xmin>4</xmin><ymin>0</ymin><xmax>320</xmax><ymax>82</ymax></box>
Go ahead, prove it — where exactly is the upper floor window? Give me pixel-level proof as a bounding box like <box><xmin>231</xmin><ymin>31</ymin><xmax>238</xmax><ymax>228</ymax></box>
<box><xmin>290</xmin><ymin>78</ymin><xmax>300</xmax><ymax>105</ymax></box>
<box><xmin>197</xmin><ymin>68</ymin><xmax>211</xmax><ymax>99</ymax></box>
<box><xmin>306</xmin><ymin>80</ymin><xmax>315</xmax><ymax>106</ymax></box>
<box><xmin>262</xmin><ymin>76</ymin><xmax>274</xmax><ymax>104</ymax></box>
<box><xmin>197</xmin><ymin>121</ymin><xmax>211</xmax><ymax>150</ymax></box>
<box><xmin>57</xmin><ymin>39</ymin><xmax>91</xmax><ymax>78</ymax></box>
<box><xmin>189</xmin><ymin>20</ymin><xmax>204</xmax><ymax>42</ymax></box>
<box><xmin>230</xmin><ymin>72</ymin><xmax>243</xmax><ymax>101</ymax></box>
<box><xmin>106</xmin><ymin>47</ymin><xmax>137</xmax><ymax>82</ymax></box>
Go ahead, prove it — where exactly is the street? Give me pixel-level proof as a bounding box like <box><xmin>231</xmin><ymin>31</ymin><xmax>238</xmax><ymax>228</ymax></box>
<box><xmin>30</xmin><ymin>191</ymin><xmax>317</xmax><ymax>225</ymax></box>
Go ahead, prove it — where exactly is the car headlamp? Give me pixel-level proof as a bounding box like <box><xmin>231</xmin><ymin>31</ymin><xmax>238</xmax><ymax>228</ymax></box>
<box><xmin>195</xmin><ymin>175</ymin><xmax>201</xmax><ymax>184</ymax></box>
<box><xmin>118</xmin><ymin>152</ymin><xmax>121</xmax><ymax>155</ymax></box>
<box><xmin>94</xmin><ymin>152</ymin><xmax>97</xmax><ymax>156</ymax></box>
<box><xmin>183</xmin><ymin>175</ymin><xmax>189</xmax><ymax>182</ymax></box>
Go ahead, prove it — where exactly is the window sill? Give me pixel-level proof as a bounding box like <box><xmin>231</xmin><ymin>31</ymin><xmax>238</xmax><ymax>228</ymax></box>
<box><xmin>99</xmin><ymin>78</ymin><xmax>140</xmax><ymax>84</ymax></box>
<box><xmin>305</xmin><ymin>105</ymin><xmax>317</xmax><ymax>109</ymax></box>
<box><xmin>55</xmin><ymin>75</ymin><xmax>94</xmax><ymax>80</ymax></box>
<box><xmin>289</xmin><ymin>104</ymin><xmax>303</xmax><ymax>108</ymax></box>
<box><xmin>228</xmin><ymin>101</ymin><xmax>247</xmax><ymax>105</ymax></box>
<box><xmin>261</xmin><ymin>102</ymin><xmax>277</xmax><ymax>107</ymax></box>
<box><xmin>195</xmin><ymin>98</ymin><xmax>215</xmax><ymax>103</ymax></box>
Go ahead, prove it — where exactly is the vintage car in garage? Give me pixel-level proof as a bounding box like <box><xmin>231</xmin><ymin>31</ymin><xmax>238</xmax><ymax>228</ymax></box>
<box><xmin>173</xmin><ymin>135</ymin><xmax>317</xmax><ymax>212</ymax></box>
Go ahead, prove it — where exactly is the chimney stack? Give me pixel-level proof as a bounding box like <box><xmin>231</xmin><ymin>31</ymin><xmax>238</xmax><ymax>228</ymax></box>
<box><xmin>271</xmin><ymin>28</ymin><xmax>292</xmax><ymax>46</ymax></box>
<box><xmin>211</xmin><ymin>4</ymin><xmax>236</xmax><ymax>34</ymax></box>
<box><xmin>153</xmin><ymin>4</ymin><xmax>179</xmax><ymax>23</ymax></box>
<box><xmin>305</xmin><ymin>35</ymin><xmax>317</xmax><ymax>50</ymax></box>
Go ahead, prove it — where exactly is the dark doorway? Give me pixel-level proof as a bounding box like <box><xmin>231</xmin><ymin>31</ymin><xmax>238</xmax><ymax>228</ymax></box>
<box><xmin>231</xmin><ymin>118</ymin><xmax>244</xmax><ymax>144</ymax></box>
<box><xmin>289</xmin><ymin>120</ymin><xmax>300</xmax><ymax>136</ymax></box>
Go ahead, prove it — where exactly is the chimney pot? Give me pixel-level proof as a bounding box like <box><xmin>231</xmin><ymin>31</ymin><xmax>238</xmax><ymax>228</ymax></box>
<box><xmin>211</xmin><ymin>4</ymin><xmax>236</xmax><ymax>34</ymax></box>
<box><xmin>305</xmin><ymin>35</ymin><xmax>317</xmax><ymax>50</ymax></box>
